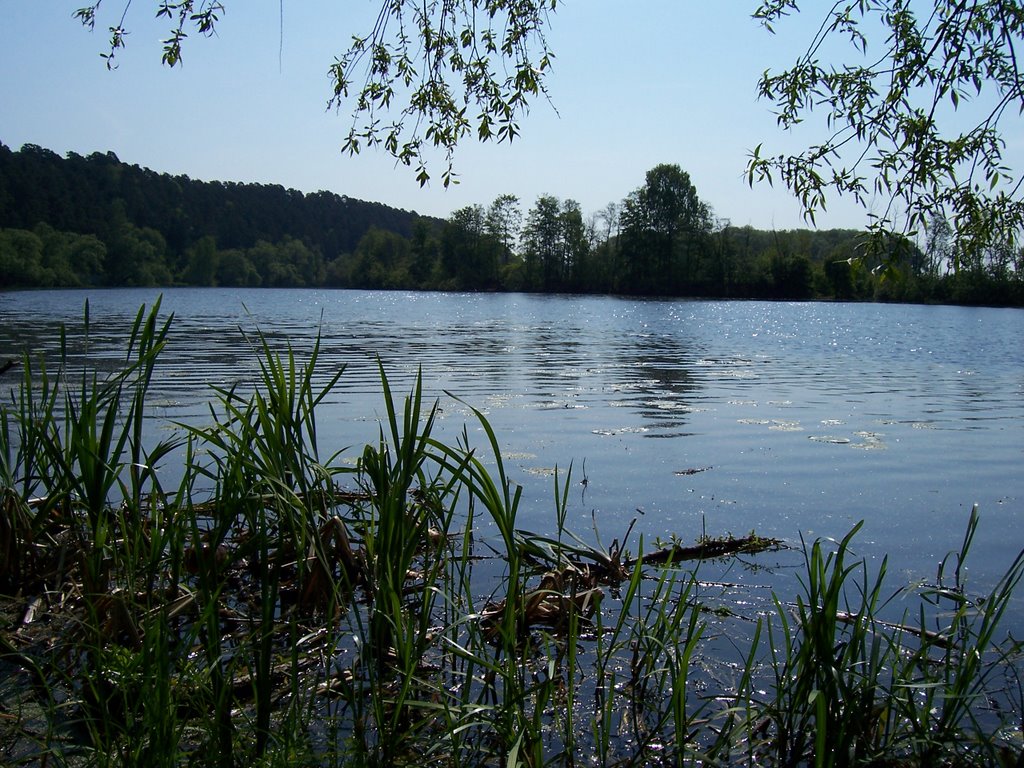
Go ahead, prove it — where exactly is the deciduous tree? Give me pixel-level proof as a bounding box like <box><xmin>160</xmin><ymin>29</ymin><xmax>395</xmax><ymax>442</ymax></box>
<box><xmin>74</xmin><ymin>1</ymin><xmax>557</xmax><ymax>188</ymax></box>
<box><xmin>522</xmin><ymin>194</ymin><xmax>563</xmax><ymax>290</ymax></box>
<box><xmin>619</xmin><ymin>165</ymin><xmax>712</xmax><ymax>294</ymax></box>
<box><xmin>485</xmin><ymin>194</ymin><xmax>522</xmax><ymax>266</ymax></box>
<box><xmin>748</xmin><ymin>0</ymin><xmax>1024</xmax><ymax>257</ymax></box>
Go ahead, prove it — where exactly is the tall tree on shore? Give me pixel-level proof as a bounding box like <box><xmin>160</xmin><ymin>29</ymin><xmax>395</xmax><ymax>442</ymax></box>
<box><xmin>619</xmin><ymin>165</ymin><xmax>712</xmax><ymax>295</ymax></box>
<box><xmin>559</xmin><ymin>199</ymin><xmax>588</xmax><ymax>290</ymax></box>
<box><xmin>441</xmin><ymin>205</ymin><xmax>502</xmax><ymax>289</ymax></box>
<box><xmin>522</xmin><ymin>195</ymin><xmax>564</xmax><ymax>291</ymax></box>
<box><xmin>485</xmin><ymin>195</ymin><xmax>522</xmax><ymax>267</ymax></box>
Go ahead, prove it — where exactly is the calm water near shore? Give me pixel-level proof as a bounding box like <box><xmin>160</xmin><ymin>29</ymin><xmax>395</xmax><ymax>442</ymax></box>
<box><xmin>2</xmin><ymin>288</ymin><xmax>1022</xmax><ymax>617</ymax></box>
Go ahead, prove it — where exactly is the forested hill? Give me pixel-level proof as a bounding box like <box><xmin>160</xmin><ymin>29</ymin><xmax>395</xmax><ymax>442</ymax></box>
<box><xmin>0</xmin><ymin>142</ymin><xmax>438</xmax><ymax>288</ymax></box>
<box><xmin>3</xmin><ymin>144</ymin><xmax>1020</xmax><ymax>305</ymax></box>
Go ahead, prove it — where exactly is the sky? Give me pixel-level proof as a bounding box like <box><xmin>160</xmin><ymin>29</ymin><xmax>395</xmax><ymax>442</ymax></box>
<box><xmin>0</xmin><ymin>2</ymin><xmax>882</xmax><ymax>230</ymax></box>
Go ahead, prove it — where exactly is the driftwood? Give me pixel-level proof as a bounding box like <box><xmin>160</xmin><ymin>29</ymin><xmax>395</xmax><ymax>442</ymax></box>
<box><xmin>630</xmin><ymin>533</ymin><xmax>783</xmax><ymax>568</ymax></box>
<box><xmin>479</xmin><ymin>532</ymin><xmax>784</xmax><ymax>640</ymax></box>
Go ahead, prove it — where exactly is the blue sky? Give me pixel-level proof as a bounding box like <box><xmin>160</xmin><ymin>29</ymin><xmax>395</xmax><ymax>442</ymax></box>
<box><xmin>1</xmin><ymin>2</ymin><xmax>880</xmax><ymax>230</ymax></box>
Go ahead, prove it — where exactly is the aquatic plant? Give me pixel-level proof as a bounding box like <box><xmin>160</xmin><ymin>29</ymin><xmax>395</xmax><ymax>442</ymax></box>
<box><xmin>0</xmin><ymin>302</ymin><xmax>1021</xmax><ymax>767</ymax></box>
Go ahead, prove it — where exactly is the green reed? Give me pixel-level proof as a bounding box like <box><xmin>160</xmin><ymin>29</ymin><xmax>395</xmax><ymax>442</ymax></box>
<box><xmin>178</xmin><ymin>327</ymin><xmax>349</xmax><ymax>763</ymax></box>
<box><xmin>892</xmin><ymin>506</ymin><xmax>1024</xmax><ymax>763</ymax></box>
<box><xmin>741</xmin><ymin>510</ymin><xmax>1024</xmax><ymax>768</ymax></box>
<box><xmin>1</xmin><ymin>302</ymin><xmax>1021</xmax><ymax>768</ymax></box>
<box><xmin>759</xmin><ymin>521</ymin><xmax>893</xmax><ymax>766</ymax></box>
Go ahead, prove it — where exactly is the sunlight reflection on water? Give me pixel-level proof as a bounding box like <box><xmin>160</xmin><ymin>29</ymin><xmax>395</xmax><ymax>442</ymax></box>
<box><xmin>2</xmin><ymin>288</ymin><xmax>1022</xmax><ymax>624</ymax></box>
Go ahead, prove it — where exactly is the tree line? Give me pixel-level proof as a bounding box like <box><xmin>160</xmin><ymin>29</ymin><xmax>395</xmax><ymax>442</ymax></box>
<box><xmin>342</xmin><ymin>163</ymin><xmax>1023</xmax><ymax>305</ymax></box>
<box><xmin>1</xmin><ymin>144</ymin><xmax>1021</xmax><ymax>304</ymax></box>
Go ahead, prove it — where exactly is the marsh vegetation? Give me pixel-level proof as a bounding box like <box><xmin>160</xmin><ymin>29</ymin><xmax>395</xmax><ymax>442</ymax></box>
<box><xmin>1</xmin><ymin>301</ymin><xmax>1021</xmax><ymax>766</ymax></box>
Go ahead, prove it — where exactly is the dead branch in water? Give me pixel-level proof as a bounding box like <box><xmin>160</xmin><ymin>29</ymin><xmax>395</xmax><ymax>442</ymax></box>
<box><xmin>630</xmin><ymin>533</ymin><xmax>784</xmax><ymax>568</ymax></box>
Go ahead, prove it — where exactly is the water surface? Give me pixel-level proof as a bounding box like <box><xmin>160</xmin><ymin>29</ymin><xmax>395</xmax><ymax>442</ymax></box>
<box><xmin>2</xmin><ymin>288</ymin><xmax>1021</xmax><ymax>613</ymax></box>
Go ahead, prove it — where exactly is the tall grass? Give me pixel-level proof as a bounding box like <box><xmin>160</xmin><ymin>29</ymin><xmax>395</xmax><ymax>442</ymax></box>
<box><xmin>0</xmin><ymin>302</ymin><xmax>1021</xmax><ymax>767</ymax></box>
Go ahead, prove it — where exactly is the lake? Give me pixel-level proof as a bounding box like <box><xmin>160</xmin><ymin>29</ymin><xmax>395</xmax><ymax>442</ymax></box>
<box><xmin>1</xmin><ymin>287</ymin><xmax>1022</xmax><ymax>618</ymax></box>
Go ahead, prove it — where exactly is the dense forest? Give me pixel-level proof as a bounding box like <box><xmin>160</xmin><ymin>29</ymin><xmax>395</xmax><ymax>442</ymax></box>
<box><xmin>1</xmin><ymin>143</ymin><xmax>1021</xmax><ymax>305</ymax></box>
<box><xmin>0</xmin><ymin>143</ymin><xmax>433</xmax><ymax>289</ymax></box>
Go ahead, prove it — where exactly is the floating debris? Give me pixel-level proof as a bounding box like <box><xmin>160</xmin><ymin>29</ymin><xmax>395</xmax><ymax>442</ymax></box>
<box><xmin>851</xmin><ymin>431</ymin><xmax>887</xmax><ymax>450</ymax></box>
<box><xmin>592</xmin><ymin>426</ymin><xmax>649</xmax><ymax>436</ymax></box>
<box><xmin>502</xmin><ymin>451</ymin><xmax>537</xmax><ymax>460</ymax></box>
<box><xmin>522</xmin><ymin>466</ymin><xmax>558</xmax><ymax>477</ymax></box>
<box><xmin>645</xmin><ymin>399</ymin><xmax>698</xmax><ymax>411</ymax></box>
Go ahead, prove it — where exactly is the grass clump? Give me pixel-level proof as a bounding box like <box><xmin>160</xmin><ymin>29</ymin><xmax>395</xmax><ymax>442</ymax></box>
<box><xmin>0</xmin><ymin>301</ymin><xmax>1020</xmax><ymax>767</ymax></box>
